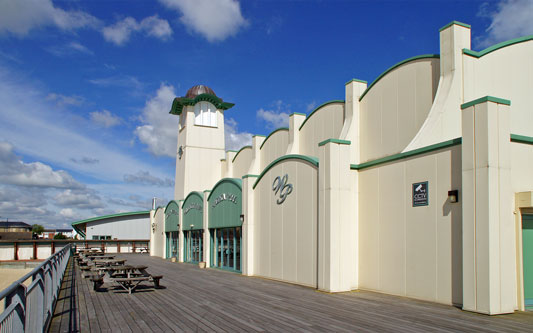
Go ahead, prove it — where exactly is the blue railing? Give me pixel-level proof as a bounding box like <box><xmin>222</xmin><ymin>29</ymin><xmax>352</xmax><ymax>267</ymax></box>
<box><xmin>0</xmin><ymin>244</ymin><xmax>71</xmax><ymax>332</ymax></box>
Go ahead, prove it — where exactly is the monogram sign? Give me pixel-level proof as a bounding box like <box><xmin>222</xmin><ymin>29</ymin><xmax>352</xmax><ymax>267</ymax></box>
<box><xmin>272</xmin><ymin>174</ymin><xmax>293</xmax><ymax>204</ymax></box>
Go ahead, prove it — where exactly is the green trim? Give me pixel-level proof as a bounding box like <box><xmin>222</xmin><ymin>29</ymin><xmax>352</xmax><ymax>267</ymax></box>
<box><xmin>253</xmin><ymin>154</ymin><xmax>319</xmax><ymax>189</ymax></box>
<box><xmin>259</xmin><ymin>127</ymin><xmax>289</xmax><ymax>150</ymax></box>
<box><xmin>511</xmin><ymin>134</ymin><xmax>533</xmax><ymax>145</ymax></box>
<box><xmin>290</xmin><ymin>112</ymin><xmax>306</xmax><ymax>116</ymax></box>
<box><xmin>252</xmin><ymin>134</ymin><xmax>266</xmax><ymax>138</ymax></box>
<box><xmin>207</xmin><ymin>178</ymin><xmax>242</xmax><ymax>201</ymax></box>
<box><xmin>345</xmin><ymin>78</ymin><xmax>368</xmax><ymax>85</ymax></box>
<box><xmin>164</xmin><ymin>200</ymin><xmax>180</xmax><ymax>214</ymax></box>
<box><xmin>231</xmin><ymin>146</ymin><xmax>252</xmax><ymax>163</ymax></box>
<box><xmin>242</xmin><ymin>174</ymin><xmax>259</xmax><ymax>179</ymax></box>
<box><xmin>460</xmin><ymin>96</ymin><xmax>511</xmax><ymax>109</ymax></box>
<box><xmin>463</xmin><ymin>35</ymin><xmax>533</xmax><ymax>58</ymax></box>
<box><xmin>359</xmin><ymin>54</ymin><xmax>440</xmax><ymax>102</ymax></box>
<box><xmin>169</xmin><ymin>93</ymin><xmax>235</xmax><ymax>115</ymax></box>
<box><xmin>298</xmin><ymin>100</ymin><xmax>345</xmax><ymax>131</ymax></box>
<box><xmin>351</xmin><ymin>138</ymin><xmax>462</xmax><ymax>170</ymax></box>
<box><xmin>318</xmin><ymin>139</ymin><xmax>351</xmax><ymax>147</ymax></box>
<box><xmin>203</xmin><ymin>190</ymin><xmax>211</xmax><ymax>193</ymax></box>
<box><xmin>71</xmin><ymin>210</ymin><xmax>150</xmax><ymax>226</ymax></box>
<box><xmin>439</xmin><ymin>21</ymin><xmax>471</xmax><ymax>32</ymax></box>
<box><xmin>182</xmin><ymin>191</ymin><xmax>203</xmax><ymax>208</ymax></box>
<box><xmin>227</xmin><ymin>150</ymin><xmax>238</xmax><ymax>153</ymax></box>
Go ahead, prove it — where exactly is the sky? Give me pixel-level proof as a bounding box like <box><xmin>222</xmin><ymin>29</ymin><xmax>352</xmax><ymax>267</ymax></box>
<box><xmin>0</xmin><ymin>0</ymin><xmax>532</xmax><ymax>229</ymax></box>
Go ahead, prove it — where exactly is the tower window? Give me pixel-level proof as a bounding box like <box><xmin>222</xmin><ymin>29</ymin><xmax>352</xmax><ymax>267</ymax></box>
<box><xmin>194</xmin><ymin>102</ymin><xmax>217</xmax><ymax>127</ymax></box>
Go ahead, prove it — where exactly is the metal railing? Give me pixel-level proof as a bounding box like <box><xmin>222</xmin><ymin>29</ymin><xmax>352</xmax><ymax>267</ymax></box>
<box><xmin>0</xmin><ymin>244</ymin><xmax>71</xmax><ymax>332</ymax></box>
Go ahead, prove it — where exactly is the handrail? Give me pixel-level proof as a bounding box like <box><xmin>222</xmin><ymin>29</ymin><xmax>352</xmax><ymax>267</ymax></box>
<box><xmin>0</xmin><ymin>243</ymin><xmax>72</xmax><ymax>332</ymax></box>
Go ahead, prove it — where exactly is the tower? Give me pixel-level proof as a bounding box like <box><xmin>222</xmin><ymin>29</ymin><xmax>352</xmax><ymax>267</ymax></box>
<box><xmin>169</xmin><ymin>85</ymin><xmax>235</xmax><ymax>200</ymax></box>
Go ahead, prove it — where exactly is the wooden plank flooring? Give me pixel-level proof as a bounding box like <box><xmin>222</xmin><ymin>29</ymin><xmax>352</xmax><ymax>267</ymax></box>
<box><xmin>50</xmin><ymin>254</ymin><xmax>533</xmax><ymax>332</ymax></box>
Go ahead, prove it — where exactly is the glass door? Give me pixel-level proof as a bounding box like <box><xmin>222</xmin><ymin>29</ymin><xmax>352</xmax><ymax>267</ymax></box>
<box><xmin>171</xmin><ymin>231</ymin><xmax>178</xmax><ymax>258</ymax></box>
<box><xmin>211</xmin><ymin>227</ymin><xmax>241</xmax><ymax>272</ymax></box>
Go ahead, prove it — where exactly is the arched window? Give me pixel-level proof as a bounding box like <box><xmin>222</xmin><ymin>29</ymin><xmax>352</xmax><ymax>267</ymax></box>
<box><xmin>194</xmin><ymin>102</ymin><xmax>217</xmax><ymax>127</ymax></box>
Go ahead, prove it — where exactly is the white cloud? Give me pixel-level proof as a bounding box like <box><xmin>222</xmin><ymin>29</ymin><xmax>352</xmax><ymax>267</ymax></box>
<box><xmin>257</xmin><ymin>100</ymin><xmax>290</xmax><ymax>130</ymax></box>
<box><xmin>159</xmin><ymin>0</ymin><xmax>248</xmax><ymax>42</ymax></box>
<box><xmin>47</xmin><ymin>41</ymin><xmax>94</xmax><ymax>57</ymax></box>
<box><xmin>88</xmin><ymin>75</ymin><xmax>143</xmax><ymax>91</ymax></box>
<box><xmin>135</xmin><ymin>83</ymin><xmax>178</xmax><ymax>157</ymax></box>
<box><xmin>102</xmin><ymin>15</ymin><xmax>172</xmax><ymax>46</ymax></box>
<box><xmin>124</xmin><ymin>170</ymin><xmax>174</xmax><ymax>187</ymax></box>
<box><xmin>54</xmin><ymin>189</ymin><xmax>105</xmax><ymax>209</ymax></box>
<box><xmin>0</xmin><ymin>141</ymin><xmax>83</xmax><ymax>189</ymax></box>
<box><xmin>0</xmin><ymin>0</ymin><xmax>100</xmax><ymax>37</ymax></box>
<box><xmin>225</xmin><ymin>118</ymin><xmax>252</xmax><ymax>151</ymax></box>
<box><xmin>306</xmin><ymin>101</ymin><xmax>317</xmax><ymax>112</ymax></box>
<box><xmin>46</xmin><ymin>93</ymin><xmax>84</xmax><ymax>107</ymax></box>
<box><xmin>476</xmin><ymin>0</ymin><xmax>533</xmax><ymax>48</ymax></box>
<box><xmin>90</xmin><ymin>110</ymin><xmax>123</xmax><ymax>128</ymax></box>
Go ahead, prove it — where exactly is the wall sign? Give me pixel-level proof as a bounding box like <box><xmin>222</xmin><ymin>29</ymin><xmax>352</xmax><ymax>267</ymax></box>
<box><xmin>211</xmin><ymin>193</ymin><xmax>238</xmax><ymax>208</ymax></box>
<box><xmin>165</xmin><ymin>209</ymin><xmax>178</xmax><ymax>219</ymax></box>
<box><xmin>412</xmin><ymin>181</ymin><xmax>429</xmax><ymax>207</ymax></box>
<box><xmin>184</xmin><ymin>203</ymin><xmax>202</xmax><ymax>215</ymax></box>
<box><xmin>272</xmin><ymin>174</ymin><xmax>293</xmax><ymax>205</ymax></box>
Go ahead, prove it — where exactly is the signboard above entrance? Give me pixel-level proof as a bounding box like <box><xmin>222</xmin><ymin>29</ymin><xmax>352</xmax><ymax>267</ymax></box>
<box><xmin>412</xmin><ymin>181</ymin><xmax>429</xmax><ymax>207</ymax></box>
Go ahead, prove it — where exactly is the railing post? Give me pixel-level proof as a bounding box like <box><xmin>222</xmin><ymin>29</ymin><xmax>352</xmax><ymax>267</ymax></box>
<box><xmin>51</xmin><ymin>241</ymin><xmax>55</xmax><ymax>254</ymax></box>
<box><xmin>132</xmin><ymin>241</ymin><xmax>136</xmax><ymax>253</ymax></box>
<box><xmin>5</xmin><ymin>284</ymin><xmax>26</xmax><ymax>331</ymax></box>
<box><xmin>14</xmin><ymin>241</ymin><xmax>18</xmax><ymax>260</ymax></box>
<box><xmin>33</xmin><ymin>241</ymin><xmax>37</xmax><ymax>260</ymax></box>
<box><xmin>117</xmin><ymin>241</ymin><xmax>121</xmax><ymax>253</ymax></box>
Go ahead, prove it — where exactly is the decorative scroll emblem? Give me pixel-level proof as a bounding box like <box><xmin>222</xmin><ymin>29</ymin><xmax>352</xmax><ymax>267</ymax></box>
<box><xmin>272</xmin><ymin>174</ymin><xmax>293</xmax><ymax>204</ymax></box>
<box><xmin>178</xmin><ymin>146</ymin><xmax>183</xmax><ymax>160</ymax></box>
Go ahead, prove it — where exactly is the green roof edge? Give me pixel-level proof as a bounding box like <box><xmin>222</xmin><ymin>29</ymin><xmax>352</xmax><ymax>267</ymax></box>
<box><xmin>511</xmin><ymin>134</ymin><xmax>533</xmax><ymax>145</ymax></box>
<box><xmin>242</xmin><ymin>174</ymin><xmax>259</xmax><ymax>179</ymax></box>
<box><xmin>231</xmin><ymin>145</ymin><xmax>252</xmax><ymax>163</ymax></box>
<box><xmin>359</xmin><ymin>54</ymin><xmax>440</xmax><ymax>102</ymax></box>
<box><xmin>351</xmin><ymin>138</ymin><xmax>462</xmax><ymax>170</ymax></box>
<box><xmin>169</xmin><ymin>93</ymin><xmax>235</xmax><ymax>116</ymax></box>
<box><xmin>318</xmin><ymin>139</ymin><xmax>351</xmax><ymax>147</ymax></box>
<box><xmin>259</xmin><ymin>127</ymin><xmax>289</xmax><ymax>150</ymax></box>
<box><xmin>439</xmin><ymin>21</ymin><xmax>471</xmax><ymax>32</ymax></box>
<box><xmin>182</xmin><ymin>191</ymin><xmax>204</xmax><ymax>208</ymax></box>
<box><xmin>462</xmin><ymin>35</ymin><xmax>533</xmax><ymax>58</ymax></box>
<box><xmin>253</xmin><ymin>154</ymin><xmax>319</xmax><ymax>189</ymax></box>
<box><xmin>71</xmin><ymin>210</ymin><xmax>150</xmax><ymax>226</ymax></box>
<box><xmin>290</xmin><ymin>112</ymin><xmax>307</xmax><ymax>116</ymax></box>
<box><xmin>460</xmin><ymin>96</ymin><xmax>511</xmax><ymax>110</ymax></box>
<box><xmin>298</xmin><ymin>100</ymin><xmax>345</xmax><ymax>131</ymax></box>
<box><xmin>207</xmin><ymin>178</ymin><xmax>242</xmax><ymax>201</ymax></box>
<box><xmin>345</xmin><ymin>78</ymin><xmax>368</xmax><ymax>85</ymax></box>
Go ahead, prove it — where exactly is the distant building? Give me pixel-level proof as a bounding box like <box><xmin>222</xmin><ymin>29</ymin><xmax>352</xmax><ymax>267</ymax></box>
<box><xmin>42</xmin><ymin>228</ymin><xmax>75</xmax><ymax>239</ymax></box>
<box><xmin>71</xmin><ymin>211</ymin><xmax>150</xmax><ymax>240</ymax></box>
<box><xmin>0</xmin><ymin>221</ymin><xmax>33</xmax><ymax>240</ymax></box>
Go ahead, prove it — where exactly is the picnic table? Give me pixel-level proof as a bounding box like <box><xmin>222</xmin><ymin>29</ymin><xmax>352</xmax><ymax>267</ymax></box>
<box><xmin>92</xmin><ymin>259</ymin><xmax>126</xmax><ymax>267</ymax></box>
<box><xmin>91</xmin><ymin>264</ymin><xmax>163</xmax><ymax>294</ymax></box>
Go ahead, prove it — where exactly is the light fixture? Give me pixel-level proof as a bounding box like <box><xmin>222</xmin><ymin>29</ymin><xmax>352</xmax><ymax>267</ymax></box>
<box><xmin>448</xmin><ymin>190</ymin><xmax>459</xmax><ymax>203</ymax></box>
<box><xmin>240</xmin><ymin>214</ymin><xmax>244</xmax><ymax>223</ymax></box>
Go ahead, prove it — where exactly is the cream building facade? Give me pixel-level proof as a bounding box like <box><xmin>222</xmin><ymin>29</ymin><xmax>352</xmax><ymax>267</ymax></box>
<box><xmin>150</xmin><ymin>21</ymin><xmax>533</xmax><ymax>315</ymax></box>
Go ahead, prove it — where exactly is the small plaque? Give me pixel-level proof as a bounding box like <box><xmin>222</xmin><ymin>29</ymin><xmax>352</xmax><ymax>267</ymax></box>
<box><xmin>412</xmin><ymin>181</ymin><xmax>429</xmax><ymax>207</ymax></box>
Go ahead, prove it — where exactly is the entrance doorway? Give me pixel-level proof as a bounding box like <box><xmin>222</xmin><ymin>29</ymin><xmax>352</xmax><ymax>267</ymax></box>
<box><xmin>523</xmin><ymin>214</ymin><xmax>533</xmax><ymax>310</ymax></box>
<box><xmin>185</xmin><ymin>230</ymin><xmax>203</xmax><ymax>263</ymax></box>
<box><xmin>210</xmin><ymin>227</ymin><xmax>241</xmax><ymax>272</ymax></box>
<box><xmin>166</xmin><ymin>231</ymin><xmax>178</xmax><ymax>259</ymax></box>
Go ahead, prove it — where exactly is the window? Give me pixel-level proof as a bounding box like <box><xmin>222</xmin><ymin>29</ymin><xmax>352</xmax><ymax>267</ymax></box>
<box><xmin>194</xmin><ymin>102</ymin><xmax>217</xmax><ymax>127</ymax></box>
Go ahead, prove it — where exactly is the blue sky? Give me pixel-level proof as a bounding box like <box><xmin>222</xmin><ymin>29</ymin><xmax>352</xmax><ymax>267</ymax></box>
<box><xmin>0</xmin><ymin>0</ymin><xmax>532</xmax><ymax>228</ymax></box>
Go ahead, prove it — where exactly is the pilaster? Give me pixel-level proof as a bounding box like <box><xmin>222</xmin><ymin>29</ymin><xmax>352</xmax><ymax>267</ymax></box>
<box><xmin>241</xmin><ymin>174</ymin><xmax>258</xmax><ymax>276</ymax></box>
<box><xmin>461</xmin><ymin>96</ymin><xmax>515</xmax><ymax>314</ymax></box>
<box><xmin>287</xmin><ymin>113</ymin><xmax>306</xmax><ymax>154</ymax></box>
<box><xmin>317</xmin><ymin>139</ymin><xmax>356</xmax><ymax>292</ymax></box>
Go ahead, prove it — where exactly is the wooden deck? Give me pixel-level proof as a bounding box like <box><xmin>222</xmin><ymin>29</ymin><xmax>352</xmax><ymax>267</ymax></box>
<box><xmin>50</xmin><ymin>254</ymin><xmax>533</xmax><ymax>332</ymax></box>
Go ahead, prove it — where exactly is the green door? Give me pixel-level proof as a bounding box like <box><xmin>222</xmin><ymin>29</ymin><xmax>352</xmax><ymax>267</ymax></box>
<box><xmin>523</xmin><ymin>215</ymin><xmax>533</xmax><ymax>309</ymax></box>
<box><xmin>165</xmin><ymin>232</ymin><xmax>171</xmax><ymax>259</ymax></box>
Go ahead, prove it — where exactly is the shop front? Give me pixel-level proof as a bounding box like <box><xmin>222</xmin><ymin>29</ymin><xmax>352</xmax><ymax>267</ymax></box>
<box><xmin>182</xmin><ymin>192</ymin><xmax>204</xmax><ymax>263</ymax></box>
<box><xmin>208</xmin><ymin>179</ymin><xmax>243</xmax><ymax>272</ymax></box>
<box><xmin>164</xmin><ymin>201</ymin><xmax>180</xmax><ymax>259</ymax></box>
